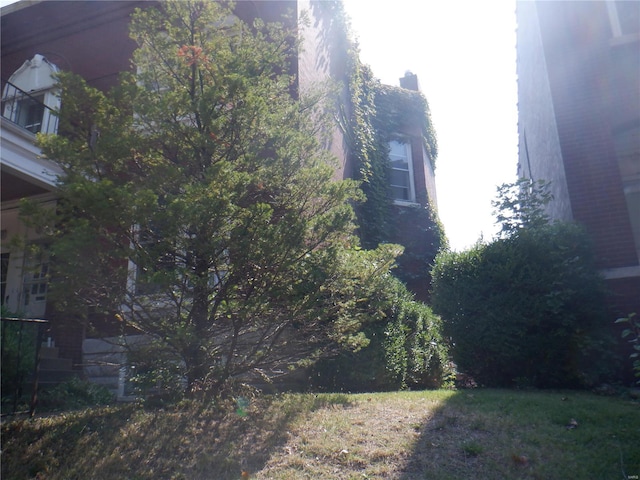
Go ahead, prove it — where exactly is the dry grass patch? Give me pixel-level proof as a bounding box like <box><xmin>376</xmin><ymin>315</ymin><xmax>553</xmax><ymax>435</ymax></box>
<box><xmin>2</xmin><ymin>389</ymin><xmax>639</xmax><ymax>479</ymax></box>
<box><xmin>257</xmin><ymin>390</ymin><xmax>456</xmax><ymax>478</ymax></box>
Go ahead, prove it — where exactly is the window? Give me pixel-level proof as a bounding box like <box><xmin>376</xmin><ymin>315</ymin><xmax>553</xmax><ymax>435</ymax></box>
<box><xmin>8</xmin><ymin>94</ymin><xmax>46</xmax><ymax>133</ymax></box>
<box><xmin>22</xmin><ymin>250</ymin><xmax>49</xmax><ymax>318</ymax></box>
<box><xmin>132</xmin><ymin>228</ymin><xmax>176</xmax><ymax>296</ymax></box>
<box><xmin>613</xmin><ymin>123</ymin><xmax>640</xmax><ymax>258</ymax></box>
<box><xmin>389</xmin><ymin>140</ymin><xmax>415</xmax><ymax>202</ymax></box>
<box><xmin>607</xmin><ymin>1</ymin><xmax>640</xmax><ymax>37</ymax></box>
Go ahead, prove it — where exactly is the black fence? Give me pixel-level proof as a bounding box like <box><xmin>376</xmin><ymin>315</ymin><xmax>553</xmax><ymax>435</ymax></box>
<box><xmin>1</xmin><ymin>317</ymin><xmax>49</xmax><ymax>416</ymax></box>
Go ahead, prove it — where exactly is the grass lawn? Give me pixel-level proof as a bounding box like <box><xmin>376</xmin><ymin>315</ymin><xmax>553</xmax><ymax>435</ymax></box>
<box><xmin>2</xmin><ymin>389</ymin><xmax>639</xmax><ymax>479</ymax></box>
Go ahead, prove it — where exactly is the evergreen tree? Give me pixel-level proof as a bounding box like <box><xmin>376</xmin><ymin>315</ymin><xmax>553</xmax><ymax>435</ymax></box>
<box><xmin>35</xmin><ymin>1</ymin><xmax>398</xmax><ymax>395</ymax></box>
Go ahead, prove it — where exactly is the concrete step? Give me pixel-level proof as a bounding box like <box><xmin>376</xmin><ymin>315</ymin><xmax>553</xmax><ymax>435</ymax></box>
<box><xmin>39</xmin><ymin>357</ymin><xmax>73</xmax><ymax>371</ymax></box>
<box><xmin>33</xmin><ymin>370</ymin><xmax>78</xmax><ymax>384</ymax></box>
<box><xmin>39</xmin><ymin>346</ymin><xmax>60</xmax><ymax>359</ymax></box>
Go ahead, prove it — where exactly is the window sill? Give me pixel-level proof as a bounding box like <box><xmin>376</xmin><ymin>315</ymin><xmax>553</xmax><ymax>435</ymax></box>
<box><xmin>392</xmin><ymin>200</ymin><xmax>421</xmax><ymax>208</ymax></box>
<box><xmin>1</xmin><ymin>116</ymin><xmax>37</xmax><ymax>139</ymax></box>
<box><xmin>610</xmin><ymin>32</ymin><xmax>640</xmax><ymax>47</ymax></box>
<box><xmin>601</xmin><ymin>265</ymin><xmax>640</xmax><ymax>280</ymax></box>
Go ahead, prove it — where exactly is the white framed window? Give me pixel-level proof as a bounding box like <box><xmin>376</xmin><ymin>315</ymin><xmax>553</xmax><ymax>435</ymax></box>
<box><xmin>22</xmin><ymin>250</ymin><xmax>49</xmax><ymax>318</ymax></box>
<box><xmin>389</xmin><ymin>140</ymin><xmax>416</xmax><ymax>203</ymax></box>
<box><xmin>613</xmin><ymin>124</ymin><xmax>640</xmax><ymax>259</ymax></box>
<box><xmin>126</xmin><ymin>225</ymin><xmax>176</xmax><ymax>297</ymax></box>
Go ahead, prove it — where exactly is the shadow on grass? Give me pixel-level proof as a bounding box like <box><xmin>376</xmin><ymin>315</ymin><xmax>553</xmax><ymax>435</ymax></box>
<box><xmin>1</xmin><ymin>393</ymin><xmax>353</xmax><ymax>480</ymax></box>
<box><xmin>399</xmin><ymin>389</ymin><xmax>640</xmax><ymax>480</ymax></box>
<box><xmin>4</xmin><ymin>389</ymin><xmax>638</xmax><ymax>479</ymax></box>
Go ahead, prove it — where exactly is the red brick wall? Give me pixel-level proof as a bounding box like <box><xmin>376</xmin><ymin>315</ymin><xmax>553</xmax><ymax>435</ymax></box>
<box><xmin>1</xmin><ymin>2</ymin><xmax>144</xmax><ymax>91</ymax></box>
<box><xmin>606</xmin><ymin>277</ymin><xmax>640</xmax><ymax>384</ymax></box>
<box><xmin>536</xmin><ymin>1</ymin><xmax>639</xmax><ymax>270</ymax></box>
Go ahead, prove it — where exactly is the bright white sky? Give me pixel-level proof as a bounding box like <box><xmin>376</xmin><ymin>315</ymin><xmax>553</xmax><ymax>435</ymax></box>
<box><xmin>343</xmin><ymin>0</ymin><xmax>519</xmax><ymax>250</ymax></box>
<box><xmin>1</xmin><ymin>0</ymin><xmax>518</xmax><ymax>251</ymax></box>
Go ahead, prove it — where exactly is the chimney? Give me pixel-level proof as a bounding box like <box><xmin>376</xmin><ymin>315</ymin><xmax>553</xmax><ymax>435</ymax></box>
<box><xmin>400</xmin><ymin>71</ymin><xmax>420</xmax><ymax>91</ymax></box>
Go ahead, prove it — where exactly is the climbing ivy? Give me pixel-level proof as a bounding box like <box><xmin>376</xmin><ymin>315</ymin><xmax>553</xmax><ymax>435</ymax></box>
<box><xmin>315</xmin><ymin>1</ymin><xmax>446</xmax><ymax>298</ymax></box>
<box><xmin>306</xmin><ymin>2</ymin><xmax>451</xmax><ymax>388</ymax></box>
<box><xmin>344</xmin><ymin>64</ymin><xmax>392</xmax><ymax>249</ymax></box>
<box><xmin>373</xmin><ymin>84</ymin><xmax>438</xmax><ymax>164</ymax></box>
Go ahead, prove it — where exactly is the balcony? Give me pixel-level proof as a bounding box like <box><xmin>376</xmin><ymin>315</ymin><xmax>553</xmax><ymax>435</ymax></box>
<box><xmin>2</xmin><ymin>81</ymin><xmax>58</xmax><ymax>135</ymax></box>
<box><xmin>1</xmin><ymin>81</ymin><xmax>63</xmax><ymax>200</ymax></box>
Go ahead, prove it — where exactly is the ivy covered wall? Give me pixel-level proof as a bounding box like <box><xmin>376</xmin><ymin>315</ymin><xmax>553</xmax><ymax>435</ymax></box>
<box><xmin>311</xmin><ymin>0</ymin><xmax>447</xmax><ymax>300</ymax></box>
<box><xmin>331</xmin><ymin>5</ymin><xmax>446</xmax><ymax>300</ymax></box>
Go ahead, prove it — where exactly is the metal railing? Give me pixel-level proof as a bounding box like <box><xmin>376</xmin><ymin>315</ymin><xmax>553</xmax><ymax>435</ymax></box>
<box><xmin>1</xmin><ymin>81</ymin><xmax>58</xmax><ymax>135</ymax></box>
<box><xmin>1</xmin><ymin>316</ymin><xmax>50</xmax><ymax>417</ymax></box>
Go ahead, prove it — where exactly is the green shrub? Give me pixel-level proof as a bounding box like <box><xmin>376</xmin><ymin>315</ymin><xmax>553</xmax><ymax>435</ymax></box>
<box><xmin>309</xmin><ymin>276</ymin><xmax>452</xmax><ymax>392</ymax></box>
<box><xmin>431</xmin><ymin>223</ymin><xmax>616</xmax><ymax>388</ymax></box>
<box><xmin>615</xmin><ymin>313</ymin><xmax>640</xmax><ymax>385</ymax></box>
<box><xmin>1</xmin><ymin>312</ymin><xmax>39</xmax><ymax>408</ymax></box>
<box><xmin>38</xmin><ymin>377</ymin><xmax>114</xmax><ymax>411</ymax></box>
<box><xmin>126</xmin><ymin>340</ymin><xmax>186</xmax><ymax>403</ymax></box>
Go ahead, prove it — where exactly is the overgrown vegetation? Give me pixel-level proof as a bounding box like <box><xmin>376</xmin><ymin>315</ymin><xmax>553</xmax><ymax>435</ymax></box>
<box><xmin>431</xmin><ymin>179</ymin><xmax>615</xmax><ymax>388</ymax></box>
<box><xmin>616</xmin><ymin>313</ymin><xmax>640</xmax><ymax>384</ymax></box>
<box><xmin>2</xmin><ymin>390</ymin><xmax>638</xmax><ymax>479</ymax></box>
<box><xmin>1</xmin><ymin>310</ymin><xmax>39</xmax><ymax>412</ymax></box>
<box><xmin>310</xmin><ymin>276</ymin><xmax>452</xmax><ymax>392</ymax></box>
<box><xmin>15</xmin><ymin>0</ymin><xmax>454</xmax><ymax>399</ymax></box>
<box><xmin>37</xmin><ymin>377</ymin><xmax>114</xmax><ymax>411</ymax></box>
<box><xmin>330</xmin><ymin>1</ymin><xmax>446</xmax><ymax>297</ymax></box>
<box><xmin>28</xmin><ymin>0</ymin><xmax>416</xmax><ymax>397</ymax></box>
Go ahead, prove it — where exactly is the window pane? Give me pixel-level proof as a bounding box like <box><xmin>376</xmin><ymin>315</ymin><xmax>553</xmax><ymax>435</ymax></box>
<box><xmin>15</xmin><ymin>96</ymin><xmax>45</xmax><ymax>133</ymax></box>
<box><xmin>625</xmin><ymin>190</ymin><xmax>640</xmax><ymax>254</ymax></box>
<box><xmin>388</xmin><ymin>140</ymin><xmax>414</xmax><ymax>201</ymax></box>
<box><xmin>391</xmin><ymin>158</ymin><xmax>409</xmax><ymax>171</ymax></box>
<box><xmin>389</xmin><ymin>141</ymin><xmax>408</xmax><ymax>158</ymax></box>
<box><xmin>391</xmin><ymin>185</ymin><xmax>410</xmax><ymax>201</ymax></box>
<box><xmin>390</xmin><ymin>169</ymin><xmax>410</xmax><ymax>187</ymax></box>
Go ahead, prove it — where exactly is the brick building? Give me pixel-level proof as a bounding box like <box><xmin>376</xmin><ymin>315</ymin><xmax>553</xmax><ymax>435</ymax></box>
<box><xmin>516</xmin><ymin>1</ymin><xmax>640</xmax><ymax>321</ymax></box>
<box><xmin>1</xmin><ymin>1</ymin><xmax>439</xmax><ymax>394</ymax></box>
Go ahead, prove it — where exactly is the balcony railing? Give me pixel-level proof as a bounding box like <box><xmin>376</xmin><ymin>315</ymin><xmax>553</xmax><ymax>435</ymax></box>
<box><xmin>1</xmin><ymin>81</ymin><xmax>58</xmax><ymax>135</ymax></box>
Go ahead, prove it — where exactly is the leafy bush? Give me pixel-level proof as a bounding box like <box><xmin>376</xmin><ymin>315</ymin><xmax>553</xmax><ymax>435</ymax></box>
<box><xmin>38</xmin><ymin>377</ymin><xmax>114</xmax><ymax>411</ymax></box>
<box><xmin>616</xmin><ymin>313</ymin><xmax>640</xmax><ymax>385</ymax></box>
<box><xmin>126</xmin><ymin>340</ymin><xmax>186</xmax><ymax>403</ymax></box>
<box><xmin>1</xmin><ymin>311</ymin><xmax>39</xmax><ymax>408</ymax></box>
<box><xmin>309</xmin><ymin>276</ymin><xmax>452</xmax><ymax>392</ymax></box>
<box><xmin>431</xmin><ymin>222</ymin><xmax>615</xmax><ymax>388</ymax></box>
<box><xmin>431</xmin><ymin>179</ymin><xmax>618</xmax><ymax>388</ymax></box>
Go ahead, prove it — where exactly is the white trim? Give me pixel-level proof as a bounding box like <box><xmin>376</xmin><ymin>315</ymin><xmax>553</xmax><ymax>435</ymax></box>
<box><xmin>606</xmin><ymin>1</ymin><xmax>640</xmax><ymax>42</ymax></box>
<box><xmin>389</xmin><ymin>140</ymin><xmax>416</xmax><ymax>203</ymax></box>
<box><xmin>393</xmin><ymin>200</ymin><xmax>421</xmax><ymax>208</ymax></box>
<box><xmin>606</xmin><ymin>1</ymin><xmax>623</xmax><ymax>37</ymax></box>
<box><xmin>1</xmin><ymin>117</ymin><xmax>63</xmax><ymax>189</ymax></box>
<box><xmin>601</xmin><ymin>265</ymin><xmax>640</xmax><ymax>280</ymax></box>
<box><xmin>609</xmin><ymin>32</ymin><xmax>640</xmax><ymax>47</ymax></box>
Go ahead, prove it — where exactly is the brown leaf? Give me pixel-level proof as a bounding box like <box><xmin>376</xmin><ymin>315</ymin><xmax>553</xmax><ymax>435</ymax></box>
<box><xmin>511</xmin><ymin>454</ymin><xmax>529</xmax><ymax>466</ymax></box>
